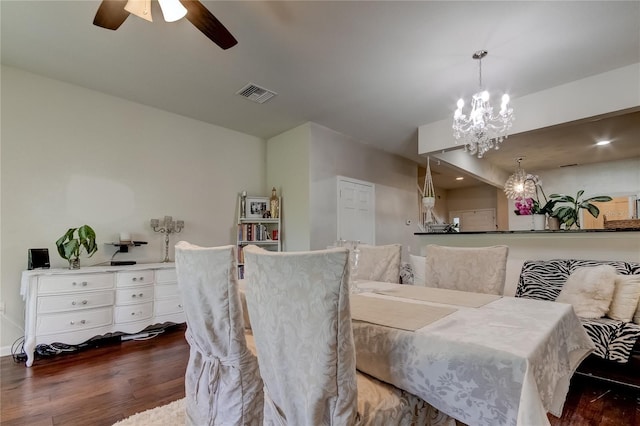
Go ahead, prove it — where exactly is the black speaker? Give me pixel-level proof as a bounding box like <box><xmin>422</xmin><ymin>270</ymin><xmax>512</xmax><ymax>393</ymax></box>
<box><xmin>28</xmin><ymin>248</ymin><xmax>50</xmax><ymax>270</ymax></box>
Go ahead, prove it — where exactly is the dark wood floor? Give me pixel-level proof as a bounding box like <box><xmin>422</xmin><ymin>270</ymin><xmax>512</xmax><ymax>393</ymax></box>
<box><xmin>1</xmin><ymin>324</ymin><xmax>638</xmax><ymax>426</ymax></box>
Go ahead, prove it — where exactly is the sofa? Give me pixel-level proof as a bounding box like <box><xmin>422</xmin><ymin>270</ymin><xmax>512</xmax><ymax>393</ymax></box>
<box><xmin>515</xmin><ymin>259</ymin><xmax>640</xmax><ymax>387</ymax></box>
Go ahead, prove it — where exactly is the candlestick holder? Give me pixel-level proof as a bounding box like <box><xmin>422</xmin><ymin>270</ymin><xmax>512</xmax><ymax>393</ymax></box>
<box><xmin>150</xmin><ymin>216</ymin><xmax>184</xmax><ymax>262</ymax></box>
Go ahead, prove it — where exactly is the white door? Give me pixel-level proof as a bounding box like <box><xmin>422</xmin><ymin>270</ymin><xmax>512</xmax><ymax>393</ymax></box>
<box><xmin>337</xmin><ymin>177</ymin><xmax>375</xmax><ymax>244</ymax></box>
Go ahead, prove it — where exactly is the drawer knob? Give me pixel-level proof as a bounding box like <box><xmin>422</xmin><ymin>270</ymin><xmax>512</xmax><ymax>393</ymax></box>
<box><xmin>82</xmin><ymin>300</ymin><xmax>88</xmax><ymax>305</ymax></box>
<box><xmin>178</xmin><ymin>304</ymin><xmax>183</xmax><ymax>308</ymax></box>
<box><xmin>132</xmin><ymin>277</ymin><xmax>137</xmax><ymax>281</ymax></box>
<box><xmin>139</xmin><ymin>277</ymin><xmax>144</xmax><ymax>281</ymax></box>
<box><xmin>131</xmin><ymin>312</ymin><xmax>135</xmax><ymax>316</ymax></box>
<box><xmin>132</xmin><ymin>294</ymin><xmax>137</xmax><ymax>298</ymax></box>
<box><xmin>139</xmin><ymin>293</ymin><xmax>144</xmax><ymax>297</ymax></box>
<box><xmin>82</xmin><ymin>281</ymin><xmax>88</xmax><ymax>286</ymax></box>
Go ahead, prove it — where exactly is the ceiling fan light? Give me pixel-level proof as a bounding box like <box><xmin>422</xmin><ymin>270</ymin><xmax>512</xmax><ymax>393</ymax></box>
<box><xmin>125</xmin><ymin>0</ymin><xmax>153</xmax><ymax>22</ymax></box>
<box><xmin>158</xmin><ymin>0</ymin><xmax>187</xmax><ymax>22</ymax></box>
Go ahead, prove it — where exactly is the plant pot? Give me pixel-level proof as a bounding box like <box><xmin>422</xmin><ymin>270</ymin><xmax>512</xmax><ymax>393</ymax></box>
<box><xmin>68</xmin><ymin>258</ymin><xmax>80</xmax><ymax>270</ymax></box>
<box><xmin>422</xmin><ymin>196</ymin><xmax>435</xmax><ymax>209</ymax></box>
<box><xmin>548</xmin><ymin>217</ymin><xmax>560</xmax><ymax>231</ymax></box>
<box><xmin>533</xmin><ymin>214</ymin><xmax>546</xmax><ymax>231</ymax></box>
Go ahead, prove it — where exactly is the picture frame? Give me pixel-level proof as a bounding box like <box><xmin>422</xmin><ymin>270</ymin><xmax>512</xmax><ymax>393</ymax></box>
<box><xmin>246</xmin><ymin>197</ymin><xmax>269</xmax><ymax>219</ymax></box>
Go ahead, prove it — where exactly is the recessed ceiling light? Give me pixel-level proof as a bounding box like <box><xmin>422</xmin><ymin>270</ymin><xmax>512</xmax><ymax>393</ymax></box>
<box><xmin>455</xmin><ymin>177</ymin><xmax>464</xmax><ymax>181</ymax></box>
<box><xmin>596</xmin><ymin>140</ymin><xmax>611</xmax><ymax>146</ymax></box>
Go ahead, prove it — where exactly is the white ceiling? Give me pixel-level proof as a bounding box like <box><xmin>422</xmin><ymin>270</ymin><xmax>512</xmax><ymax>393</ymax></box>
<box><xmin>2</xmin><ymin>1</ymin><xmax>639</xmax><ymax>189</ymax></box>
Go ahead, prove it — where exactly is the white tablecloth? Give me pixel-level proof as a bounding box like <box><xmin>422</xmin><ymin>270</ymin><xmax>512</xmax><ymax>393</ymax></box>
<box><xmin>351</xmin><ymin>281</ymin><xmax>595</xmax><ymax>426</ymax></box>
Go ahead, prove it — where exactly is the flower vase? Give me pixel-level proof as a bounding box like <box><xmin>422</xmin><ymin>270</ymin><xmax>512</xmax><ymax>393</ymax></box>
<box><xmin>510</xmin><ymin>214</ymin><xmax>533</xmax><ymax>231</ymax></box>
<box><xmin>68</xmin><ymin>258</ymin><xmax>80</xmax><ymax>270</ymax></box>
<box><xmin>533</xmin><ymin>214</ymin><xmax>546</xmax><ymax>231</ymax></box>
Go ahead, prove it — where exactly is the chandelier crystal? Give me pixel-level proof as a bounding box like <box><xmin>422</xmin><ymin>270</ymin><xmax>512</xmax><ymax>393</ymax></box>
<box><xmin>453</xmin><ymin>50</ymin><xmax>514</xmax><ymax>158</ymax></box>
<box><xmin>504</xmin><ymin>158</ymin><xmax>536</xmax><ymax>199</ymax></box>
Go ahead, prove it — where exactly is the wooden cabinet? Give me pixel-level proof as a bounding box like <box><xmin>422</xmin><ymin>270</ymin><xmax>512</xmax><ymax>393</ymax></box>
<box><xmin>21</xmin><ymin>263</ymin><xmax>183</xmax><ymax>366</ymax></box>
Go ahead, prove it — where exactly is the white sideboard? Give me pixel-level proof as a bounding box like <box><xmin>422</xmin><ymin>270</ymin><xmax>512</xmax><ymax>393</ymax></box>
<box><xmin>20</xmin><ymin>263</ymin><xmax>184</xmax><ymax>367</ymax></box>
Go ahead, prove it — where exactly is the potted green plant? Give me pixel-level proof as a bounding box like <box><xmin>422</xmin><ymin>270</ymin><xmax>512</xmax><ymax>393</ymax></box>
<box><xmin>55</xmin><ymin>225</ymin><xmax>98</xmax><ymax>269</ymax></box>
<box><xmin>549</xmin><ymin>190</ymin><xmax>612</xmax><ymax>229</ymax></box>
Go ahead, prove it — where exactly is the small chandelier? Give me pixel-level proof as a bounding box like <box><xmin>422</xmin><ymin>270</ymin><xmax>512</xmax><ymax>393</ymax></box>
<box><xmin>453</xmin><ymin>50</ymin><xmax>514</xmax><ymax>158</ymax></box>
<box><xmin>504</xmin><ymin>158</ymin><xmax>536</xmax><ymax>199</ymax></box>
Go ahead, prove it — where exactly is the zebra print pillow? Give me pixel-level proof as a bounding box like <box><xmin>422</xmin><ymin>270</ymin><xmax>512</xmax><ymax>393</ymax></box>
<box><xmin>516</xmin><ymin>259</ymin><xmax>640</xmax><ymax>301</ymax></box>
<box><xmin>399</xmin><ymin>262</ymin><xmax>413</xmax><ymax>285</ymax></box>
<box><xmin>516</xmin><ymin>259</ymin><xmax>640</xmax><ymax>363</ymax></box>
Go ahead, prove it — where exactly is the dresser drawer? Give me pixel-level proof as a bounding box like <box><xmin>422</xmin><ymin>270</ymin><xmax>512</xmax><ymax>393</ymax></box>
<box><xmin>36</xmin><ymin>307</ymin><xmax>113</xmax><ymax>335</ymax></box>
<box><xmin>38</xmin><ymin>273</ymin><xmax>114</xmax><ymax>295</ymax></box>
<box><xmin>155</xmin><ymin>283</ymin><xmax>180</xmax><ymax>299</ymax></box>
<box><xmin>155</xmin><ymin>297</ymin><xmax>184</xmax><ymax>316</ymax></box>
<box><xmin>115</xmin><ymin>302</ymin><xmax>153</xmax><ymax>323</ymax></box>
<box><xmin>38</xmin><ymin>291</ymin><xmax>114</xmax><ymax>314</ymax></box>
<box><xmin>156</xmin><ymin>268</ymin><xmax>177</xmax><ymax>284</ymax></box>
<box><xmin>116</xmin><ymin>270</ymin><xmax>154</xmax><ymax>287</ymax></box>
<box><xmin>115</xmin><ymin>285</ymin><xmax>154</xmax><ymax>305</ymax></box>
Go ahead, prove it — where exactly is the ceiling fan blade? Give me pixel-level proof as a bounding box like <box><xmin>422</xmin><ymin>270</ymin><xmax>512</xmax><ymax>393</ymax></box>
<box><xmin>180</xmin><ymin>0</ymin><xmax>238</xmax><ymax>50</ymax></box>
<box><xmin>93</xmin><ymin>0</ymin><xmax>130</xmax><ymax>30</ymax></box>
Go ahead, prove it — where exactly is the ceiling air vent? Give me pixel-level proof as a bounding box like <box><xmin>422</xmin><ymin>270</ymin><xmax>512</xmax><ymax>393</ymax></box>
<box><xmin>235</xmin><ymin>83</ymin><xmax>277</xmax><ymax>104</ymax></box>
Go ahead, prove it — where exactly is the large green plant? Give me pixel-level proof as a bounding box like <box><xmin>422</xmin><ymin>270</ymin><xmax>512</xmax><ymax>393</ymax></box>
<box><xmin>549</xmin><ymin>191</ymin><xmax>612</xmax><ymax>229</ymax></box>
<box><xmin>55</xmin><ymin>225</ymin><xmax>98</xmax><ymax>265</ymax></box>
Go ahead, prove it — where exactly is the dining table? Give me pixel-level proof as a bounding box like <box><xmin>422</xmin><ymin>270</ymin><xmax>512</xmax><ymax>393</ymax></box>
<box><xmin>238</xmin><ymin>279</ymin><xmax>594</xmax><ymax>426</ymax></box>
<box><xmin>349</xmin><ymin>281</ymin><xmax>595</xmax><ymax>426</ymax></box>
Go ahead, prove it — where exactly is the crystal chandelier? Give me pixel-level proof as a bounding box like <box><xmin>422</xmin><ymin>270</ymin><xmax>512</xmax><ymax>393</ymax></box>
<box><xmin>453</xmin><ymin>50</ymin><xmax>514</xmax><ymax>158</ymax></box>
<box><xmin>504</xmin><ymin>158</ymin><xmax>536</xmax><ymax>199</ymax></box>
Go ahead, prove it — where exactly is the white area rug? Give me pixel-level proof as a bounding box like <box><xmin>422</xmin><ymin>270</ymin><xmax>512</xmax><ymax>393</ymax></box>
<box><xmin>112</xmin><ymin>398</ymin><xmax>185</xmax><ymax>425</ymax></box>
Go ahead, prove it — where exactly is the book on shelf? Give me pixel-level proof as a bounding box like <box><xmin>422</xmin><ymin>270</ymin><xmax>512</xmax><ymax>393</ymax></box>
<box><xmin>237</xmin><ymin>245</ymin><xmax>244</xmax><ymax>264</ymax></box>
<box><xmin>237</xmin><ymin>223</ymin><xmax>271</xmax><ymax>242</ymax></box>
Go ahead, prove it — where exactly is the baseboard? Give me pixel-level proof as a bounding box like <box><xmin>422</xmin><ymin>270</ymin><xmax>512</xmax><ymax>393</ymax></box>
<box><xmin>0</xmin><ymin>345</ymin><xmax>13</xmax><ymax>357</ymax></box>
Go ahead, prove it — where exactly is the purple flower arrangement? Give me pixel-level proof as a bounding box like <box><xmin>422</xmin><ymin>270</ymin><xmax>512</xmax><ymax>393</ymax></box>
<box><xmin>514</xmin><ymin>197</ymin><xmax>534</xmax><ymax>215</ymax></box>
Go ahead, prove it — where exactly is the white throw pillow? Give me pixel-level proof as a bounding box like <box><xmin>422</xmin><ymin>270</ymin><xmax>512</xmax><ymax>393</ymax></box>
<box><xmin>608</xmin><ymin>274</ymin><xmax>640</xmax><ymax>322</ymax></box>
<box><xmin>556</xmin><ymin>265</ymin><xmax>617</xmax><ymax>318</ymax></box>
<box><xmin>409</xmin><ymin>254</ymin><xmax>426</xmax><ymax>286</ymax></box>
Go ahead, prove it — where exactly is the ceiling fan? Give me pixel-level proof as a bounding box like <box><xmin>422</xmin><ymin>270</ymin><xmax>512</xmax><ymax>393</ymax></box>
<box><xmin>93</xmin><ymin>0</ymin><xmax>237</xmax><ymax>50</ymax></box>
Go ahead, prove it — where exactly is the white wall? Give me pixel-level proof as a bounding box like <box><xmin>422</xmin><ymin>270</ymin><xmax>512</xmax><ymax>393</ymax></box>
<box><xmin>0</xmin><ymin>66</ymin><xmax>266</xmax><ymax>349</ymax></box>
<box><xmin>446</xmin><ymin>185</ymin><xmax>498</xmax><ymax>214</ymax></box>
<box><xmin>308</xmin><ymin>123</ymin><xmax>418</xmax><ymax>257</ymax></box>
<box><xmin>266</xmin><ymin>124</ymin><xmax>311</xmax><ymax>252</ymax></box>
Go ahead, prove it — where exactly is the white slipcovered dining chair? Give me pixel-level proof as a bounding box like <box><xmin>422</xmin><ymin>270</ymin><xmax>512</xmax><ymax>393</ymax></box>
<box><xmin>175</xmin><ymin>242</ymin><xmax>263</xmax><ymax>426</ymax></box>
<box><xmin>243</xmin><ymin>244</ymin><xmax>438</xmax><ymax>425</ymax></box>
<box><xmin>355</xmin><ymin>243</ymin><xmax>402</xmax><ymax>283</ymax></box>
<box><xmin>424</xmin><ymin>244</ymin><xmax>509</xmax><ymax>295</ymax></box>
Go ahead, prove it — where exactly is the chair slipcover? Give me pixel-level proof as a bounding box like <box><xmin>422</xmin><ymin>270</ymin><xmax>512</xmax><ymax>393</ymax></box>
<box><xmin>356</xmin><ymin>244</ymin><xmax>402</xmax><ymax>283</ymax></box>
<box><xmin>243</xmin><ymin>244</ymin><xmax>448</xmax><ymax>426</ymax></box>
<box><xmin>424</xmin><ymin>244</ymin><xmax>509</xmax><ymax>295</ymax></box>
<box><xmin>175</xmin><ymin>242</ymin><xmax>263</xmax><ymax>426</ymax></box>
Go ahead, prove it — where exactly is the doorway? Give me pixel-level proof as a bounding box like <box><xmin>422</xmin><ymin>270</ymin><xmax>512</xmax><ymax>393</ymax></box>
<box><xmin>337</xmin><ymin>176</ymin><xmax>375</xmax><ymax>244</ymax></box>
